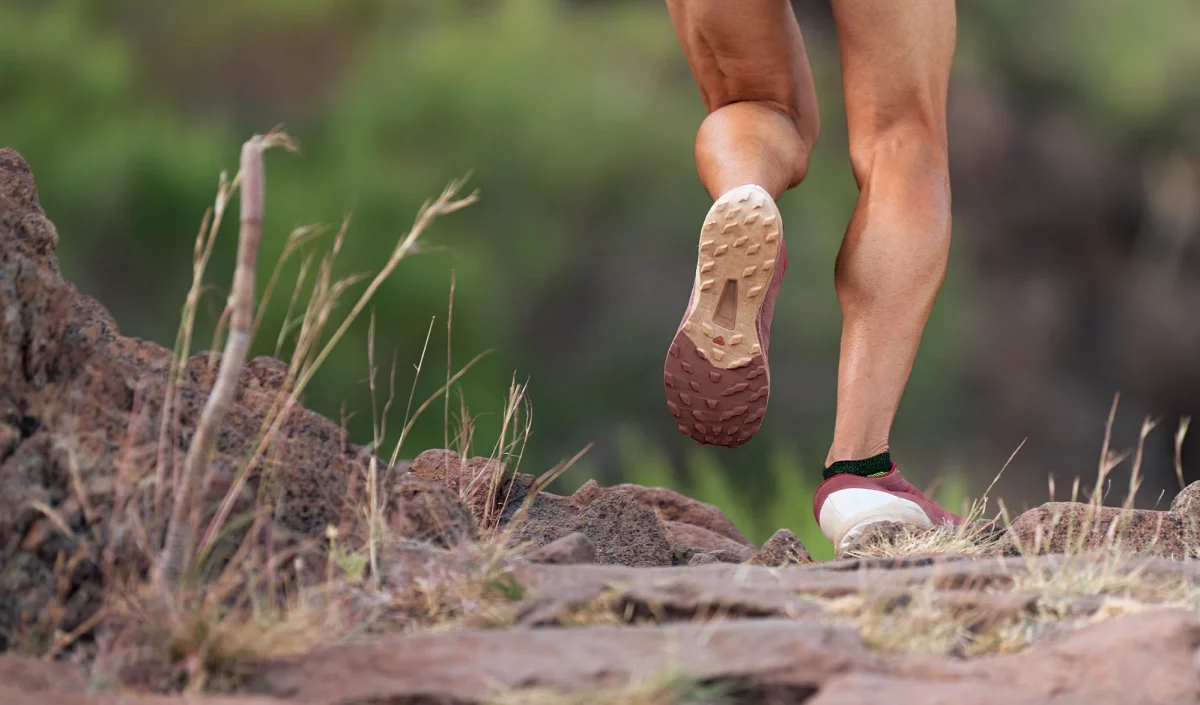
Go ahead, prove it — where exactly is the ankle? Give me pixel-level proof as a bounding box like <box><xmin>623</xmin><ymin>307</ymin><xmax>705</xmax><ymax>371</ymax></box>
<box><xmin>823</xmin><ymin>451</ymin><xmax>893</xmax><ymax>480</ymax></box>
<box><xmin>825</xmin><ymin>439</ymin><xmax>890</xmax><ymax>468</ymax></box>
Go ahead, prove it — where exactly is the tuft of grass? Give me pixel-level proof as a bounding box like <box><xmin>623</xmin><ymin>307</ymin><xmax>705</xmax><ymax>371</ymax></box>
<box><xmin>1012</xmin><ymin>553</ymin><xmax>1200</xmax><ymax>608</ymax></box>
<box><xmin>87</xmin><ymin>131</ymin><xmax>502</xmax><ymax>692</ymax></box>
<box><xmin>839</xmin><ymin>520</ymin><xmax>1004</xmax><ymax>559</ymax></box>
<box><xmin>813</xmin><ymin>550</ymin><xmax>1200</xmax><ymax>660</ymax></box>
<box><xmin>387</xmin><ymin>540</ymin><xmax>528</xmax><ymax>633</ymax></box>
<box><xmin>1005</xmin><ymin>397</ymin><xmax>1193</xmax><ymax>560</ymax></box>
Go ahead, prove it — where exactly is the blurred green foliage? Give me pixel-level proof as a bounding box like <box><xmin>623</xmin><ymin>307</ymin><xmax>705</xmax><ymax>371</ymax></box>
<box><xmin>4</xmin><ymin>0</ymin><xmax>1198</xmax><ymax>547</ymax></box>
<box><xmin>2</xmin><ymin>0</ymin><xmax>883</xmax><ymax>479</ymax></box>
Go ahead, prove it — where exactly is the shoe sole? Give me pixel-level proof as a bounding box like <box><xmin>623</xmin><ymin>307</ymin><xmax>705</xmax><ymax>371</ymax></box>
<box><xmin>817</xmin><ymin>488</ymin><xmax>935</xmax><ymax>550</ymax></box>
<box><xmin>664</xmin><ymin>185</ymin><xmax>783</xmax><ymax>448</ymax></box>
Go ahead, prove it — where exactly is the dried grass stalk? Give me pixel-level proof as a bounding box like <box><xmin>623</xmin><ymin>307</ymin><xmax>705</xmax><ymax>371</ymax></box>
<box><xmin>159</xmin><ymin>129</ymin><xmax>296</xmax><ymax>589</ymax></box>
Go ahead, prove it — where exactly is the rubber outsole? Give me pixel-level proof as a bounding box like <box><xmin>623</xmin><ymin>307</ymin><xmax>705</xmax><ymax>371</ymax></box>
<box><xmin>664</xmin><ymin>185</ymin><xmax>782</xmax><ymax>448</ymax></box>
<box><xmin>665</xmin><ymin>335</ymin><xmax>768</xmax><ymax>447</ymax></box>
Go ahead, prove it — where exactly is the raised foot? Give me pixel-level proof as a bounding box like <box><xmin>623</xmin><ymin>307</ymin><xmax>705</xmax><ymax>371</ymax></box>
<box><xmin>665</xmin><ymin>184</ymin><xmax>784</xmax><ymax>448</ymax></box>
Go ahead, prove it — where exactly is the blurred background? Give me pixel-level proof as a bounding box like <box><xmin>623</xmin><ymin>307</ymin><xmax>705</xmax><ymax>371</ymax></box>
<box><xmin>5</xmin><ymin>0</ymin><xmax>1200</xmax><ymax>557</ymax></box>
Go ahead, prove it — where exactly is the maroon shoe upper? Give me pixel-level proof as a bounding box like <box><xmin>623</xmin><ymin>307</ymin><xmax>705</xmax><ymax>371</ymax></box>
<box><xmin>756</xmin><ymin>235</ymin><xmax>787</xmax><ymax>362</ymax></box>
<box><xmin>812</xmin><ymin>465</ymin><xmax>963</xmax><ymax>526</ymax></box>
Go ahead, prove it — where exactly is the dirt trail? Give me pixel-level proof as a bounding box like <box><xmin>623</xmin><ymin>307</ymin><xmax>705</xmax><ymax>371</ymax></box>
<box><xmin>2</xmin><ymin>148</ymin><xmax>1199</xmax><ymax>704</ymax></box>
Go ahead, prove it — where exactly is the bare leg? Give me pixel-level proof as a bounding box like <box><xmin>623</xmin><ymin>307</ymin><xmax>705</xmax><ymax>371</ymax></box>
<box><xmin>665</xmin><ymin>0</ymin><xmax>820</xmax><ymax>199</ymax></box>
<box><xmin>825</xmin><ymin>0</ymin><xmax>957</xmax><ymax>465</ymax></box>
<box><xmin>662</xmin><ymin>0</ymin><xmax>820</xmax><ymax>448</ymax></box>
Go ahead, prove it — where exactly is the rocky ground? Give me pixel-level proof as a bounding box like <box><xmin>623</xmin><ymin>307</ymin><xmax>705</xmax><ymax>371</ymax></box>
<box><xmin>2</xmin><ymin>146</ymin><xmax>1200</xmax><ymax>704</ymax></box>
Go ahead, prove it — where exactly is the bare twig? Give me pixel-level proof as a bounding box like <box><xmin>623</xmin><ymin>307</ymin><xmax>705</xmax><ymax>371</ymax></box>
<box><xmin>1176</xmin><ymin>417</ymin><xmax>1191</xmax><ymax>490</ymax></box>
<box><xmin>445</xmin><ymin>271</ymin><xmax>456</xmax><ymax>452</ymax></box>
<box><xmin>159</xmin><ymin>129</ymin><xmax>296</xmax><ymax>590</ymax></box>
<box><xmin>366</xmin><ymin>311</ymin><xmax>382</xmax><ymax>589</ymax></box>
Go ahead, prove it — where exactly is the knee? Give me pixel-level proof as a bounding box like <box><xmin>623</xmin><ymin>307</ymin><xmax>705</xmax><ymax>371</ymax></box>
<box><xmin>847</xmin><ymin>119</ymin><xmax>948</xmax><ymax>191</ymax></box>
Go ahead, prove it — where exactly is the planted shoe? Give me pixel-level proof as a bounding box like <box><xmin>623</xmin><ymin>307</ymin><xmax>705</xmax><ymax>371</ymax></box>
<box><xmin>813</xmin><ymin>465</ymin><xmax>963</xmax><ymax>549</ymax></box>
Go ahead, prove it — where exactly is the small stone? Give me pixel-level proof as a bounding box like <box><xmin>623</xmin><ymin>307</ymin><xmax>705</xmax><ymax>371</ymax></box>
<box><xmin>664</xmin><ymin>521</ymin><xmax>755</xmax><ymax>563</ymax></box>
<box><xmin>526</xmin><ymin>532</ymin><xmax>596</xmax><ymax>565</ymax></box>
<box><xmin>571</xmin><ymin>479</ymin><xmax>603</xmax><ymax>507</ymax></box>
<box><xmin>748</xmin><ymin>529</ymin><xmax>812</xmax><ymax>566</ymax></box>
<box><xmin>604</xmin><ymin>484</ymin><xmax>752</xmax><ymax>546</ymax></box>
<box><xmin>688</xmin><ymin>550</ymin><xmax>746</xmax><ymax>566</ymax></box>
<box><xmin>1169</xmin><ymin>481</ymin><xmax>1200</xmax><ymax>518</ymax></box>
<box><xmin>388</xmin><ymin>475</ymin><xmax>475</xmax><ymax>548</ymax></box>
<box><xmin>567</xmin><ymin>490</ymin><xmax>674</xmax><ymax>567</ymax></box>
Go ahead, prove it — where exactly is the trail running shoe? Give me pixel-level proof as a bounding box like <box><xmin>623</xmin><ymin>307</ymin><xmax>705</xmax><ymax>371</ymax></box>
<box><xmin>664</xmin><ymin>184</ymin><xmax>787</xmax><ymax>448</ymax></box>
<box><xmin>813</xmin><ymin>465</ymin><xmax>963</xmax><ymax>548</ymax></box>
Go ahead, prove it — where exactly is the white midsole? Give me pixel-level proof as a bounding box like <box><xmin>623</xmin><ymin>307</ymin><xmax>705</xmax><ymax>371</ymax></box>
<box><xmin>818</xmin><ymin>488</ymin><xmax>934</xmax><ymax>549</ymax></box>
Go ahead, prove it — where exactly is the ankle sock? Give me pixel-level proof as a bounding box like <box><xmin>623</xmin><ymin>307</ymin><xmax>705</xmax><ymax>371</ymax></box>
<box><xmin>823</xmin><ymin>451</ymin><xmax>892</xmax><ymax>480</ymax></box>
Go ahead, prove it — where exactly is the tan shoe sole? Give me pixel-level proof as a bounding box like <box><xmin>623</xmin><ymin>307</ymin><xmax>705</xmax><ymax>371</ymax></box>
<box><xmin>664</xmin><ymin>185</ymin><xmax>783</xmax><ymax>447</ymax></box>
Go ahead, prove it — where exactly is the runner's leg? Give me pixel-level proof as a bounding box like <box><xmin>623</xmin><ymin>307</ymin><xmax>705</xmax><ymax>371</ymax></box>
<box><xmin>825</xmin><ymin>0</ymin><xmax>956</xmax><ymax>465</ymax></box>
<box><xmin>662</xmin><ymin>0</ymin><xmax>820</xmax><ymax>447</ymax></box>
<box><xmin>665</xmin><ymin>0</ymin><xmax>820</xmax><ymax>199</ymax></box>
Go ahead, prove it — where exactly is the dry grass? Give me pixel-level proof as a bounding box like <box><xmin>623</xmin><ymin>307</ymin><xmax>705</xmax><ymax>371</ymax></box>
<box><xmin>81</xmin><ymin>130</ymin><xmax>498</xmax><ymax>692</ymax></box>
<box><xmin>388</xmin><ymin>539</ymin><xmax>528</xmax><ymax>633</ymax></box>
<box><xmin>822</xmin><ymin>404</ymin><xmax>1200</xmax><ymax>659</ymax></box>
<box><xmin>1012</xmin><ymin>553</ymin><xmax>1200</xmax><ymax>608</ymax></box>
<box><xmin>814</xmin><ymin>549</ymin><xmax>1200</xmax><ymax>659</ymax></box>
<box><xmin>839</xmin><ymin>517</ymin><xmax>1005</xmax><ymax>559</ymax></box>
<box><xmin>818</xmin><ymin>588</ymin><xmax>1027</xmax><ymax>657</ymax></box>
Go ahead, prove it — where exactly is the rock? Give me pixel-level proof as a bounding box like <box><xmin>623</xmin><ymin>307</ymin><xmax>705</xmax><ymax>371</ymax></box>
<box><xmin>617</xmin><ymin>579</ymin><xmax>821</xmax><ymax>621</ymax></box>
<box><xmin>409</xmin><ymin>448</ymin><xmax>550</xmax><ymax>533</ymax></box>
<box><xmin>525</xmin><ymin>532</ymin><xmax>596</xmax><ymax>565</ymax></box>
<box><xmin>0</xmin><ymin>687</ymin><xmax>288</xmax><ymax>705</ymax></box>
<box><xmin>388</xmin><ymin>475</ymin><xmax>475</xmax><ymax>548</ymax></box>
<box><xmin>563</xmin><ymin>490</ymin><xmax>674</xmax><ymax>567</ymax></box>
<box><xmin>250</xmin><ymin>619</ymin><xmax>880</xmax><ymax>703</ymax></box>
<box><xmin>0</xmin><ymin>148</ymin><xmax>378</xmax><ymax>654</ymax></box>
<box><xmin>749</xmin><ymin>529</ymin><xmax>813</xmax><ymax>566</ymax></box>
<box><xmin>410</xmin><ymin>448</ymin><xmax>495</xmax><ymax>495</ymax></box>
<box><xmin>570</xmin><ymin>478</ymin><xmax>603</xmax><ymax>506</ymax></box>
<box><xmin>1170</xmin><ymin>481</ymin><xmax>1200</xmax><ymax>517</ymax></box>
<box><xmin>688</xmin><ymin>550</ymin><xmax>746</xmax><ymax>566</ymax></box>
<box><xmin>0</xmin><ymin>654</ymin><xmax>287</xmax><ymax>703</ymax></box>
<box><xmin>960</xmin><ymin>608</ymin><xmax>1200</xmax><ymax>703</ymax></box>
<box><xmin>809</xmin><ymin>676</ymin><xmax>1064</xmax><ymax>705</ymax></box>
<box><xmin>603</xmin><ymin>483</ymin><xmax>752</xmax><ymax>546</ymax></box>
<box><xmin>664</xmin><ymin>520</ymin><xmax>755</xmax><ymax>562</ymax></box>
<box><xmin>1005</xmin><ymin>501</ymin><xmax>1199</xmax><ymax>559</ymax></box>
<box><xmin>0</xmin><ymin>655</ymin><xmax>87</xmax><ymax>695</ymax></box>
<box><xmin>839</xmin><ymin>521</ymin><xmax>921</xmax><ymax>555</ymax></box>
<box><xmin>407</xmin><ymin>458</ymin><xmax>755</xmax><ymax>570</ymax></box>
<box><xmin>815</xmin><ymin>610</ymin><xmax>1200</xmax><ymax>704</ymax></box>
<box><xmin>508</xmin><ymin>490</ymin><xmax>582</xmax><ymax>548</ymax></box>
<box><xmin>510</xmin><ymin>488</ymin><xmax>675</xmax><ymax>567</ymax></box>
<box><xmin>512</xmin><ymin>552</ymin><xmax>1112</xmax><ymax>608</ymax></box>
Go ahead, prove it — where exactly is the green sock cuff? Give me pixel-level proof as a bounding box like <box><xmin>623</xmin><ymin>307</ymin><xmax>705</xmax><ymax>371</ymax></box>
<box><xmin>823</xmin><ymin>451</ymin><xmax>892</xmax><ymax>480</ymax></box>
